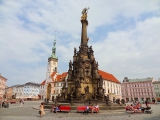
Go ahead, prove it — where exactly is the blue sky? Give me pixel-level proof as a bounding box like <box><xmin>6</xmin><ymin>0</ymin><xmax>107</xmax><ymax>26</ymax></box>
<box><xmin>0</xmin><ymin>0</ymin><xmax>160</xmax><ymax>86</ymax></box>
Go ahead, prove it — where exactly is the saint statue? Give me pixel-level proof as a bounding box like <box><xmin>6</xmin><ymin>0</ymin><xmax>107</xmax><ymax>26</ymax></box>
<box><xmin>85</xmin><ymin>86</ymin><xmax>89</xmax><ymax>93</ymax></box>
<box><xmin>99</xmin><ymin>77</ymin><xmax>103</xmax><ymax>87</ymax></box>
<box><xmin>74</xmin><ymin>47</ymin><xmax>76</xmax><ymax>55</ymax></box>
<box><xmin>81</xmin><ymin>7</ymin><xmax>89</xmax><ymax>20</ymax></box>
<box><xmin>69</xmin><ymin>60</ymin><xmax>72</xmax><ymax>70</ymax></box>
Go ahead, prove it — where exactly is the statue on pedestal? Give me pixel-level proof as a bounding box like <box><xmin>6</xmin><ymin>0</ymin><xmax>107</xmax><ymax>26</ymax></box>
<box><xmin>69</xmin><ymin>60</ymin><xmax>72</xmax><ymax>70</ymax></box>
<box><xmin>74</xmin><ymin>47</ymin><xmax>77</xmax><ymax>55</ymax></box>
<box><xmin>81</xmin><ymin>7</ymin><xmax>89</xmax><ymax>20</ymax></box>
<box><xmin>85</xmin><ymin>86</ymin><xmax>89</xmax><ymax>94</ymax></box>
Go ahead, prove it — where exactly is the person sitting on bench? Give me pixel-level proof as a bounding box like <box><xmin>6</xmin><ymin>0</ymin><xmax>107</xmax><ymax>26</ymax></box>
<box><xmin>83</xmin><ymin>104</ymin><xmax>91</xmax><ymax>114</ymax></box>
<box><xmin>92</xmin><ymin>103</ymin><xmax>99</xmax><ymax>113</ymax></box>
<box><xmin>50</xmin><ymin>104</ymin><xmax>59</xmax><ymax>113</ymax></box>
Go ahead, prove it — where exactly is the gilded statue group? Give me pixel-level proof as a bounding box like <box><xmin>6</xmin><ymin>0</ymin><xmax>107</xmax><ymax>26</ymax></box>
<box><xmin>81</xmin><ymin>7</ymin><xmax>89</xmax><ymax>20</ymax></box>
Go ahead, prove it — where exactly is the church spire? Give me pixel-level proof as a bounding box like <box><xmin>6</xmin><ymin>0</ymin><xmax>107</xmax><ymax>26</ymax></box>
<box><xmin>49</xmin><ymin>32</ymin><xmax>58</xmax><ymax>60</ymax></box>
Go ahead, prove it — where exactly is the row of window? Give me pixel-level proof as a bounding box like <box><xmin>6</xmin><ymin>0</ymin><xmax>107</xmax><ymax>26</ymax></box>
<box><xmin>40</xmin><ymin>86</ymin><xmax>45</xmax><ymax>89</ymax></box>
<box><xmin>124</xmin><ymin>92</ymin><xmax>154</xmax><ymax>96</ymax></box>
<box><xmin>24</xmin><ymin>86</ymin><xmax>38</xmax><ymax>88</ymax></box>
<box><xmin>0</xmin><ymin>82</ymin><xmax>6</xmax><ymax>86</ymax></box>
<box><xmin>124</xmin><ymin>83</ymin><xmax>152</xmax><ymax>87</ymax></box>
<box><xmin>156</xmin><ymin>94</ymin><xmax>160</xmax><ymax>97</ymax></box>
<box><xmin>23</xmin><ymin>93</ymin><xmax>38</xmax><ymax>95</ymax></box>
<box><xmin>103</xmin><ymin>82</ymin><xmax>120</xmax><ymax>89</ymax></box>
<box><xmin>53</xmin><ymin>89</ymin><xmax>62</xmax><ymax>94</ymax></box>
<box><xmin>24</xmin><ymin>90</ymin><xmax>38</xmax><ymax>92</ymax></box>
<box><xmin>155</xmin><ymin>90</ymin><xmax>160</xmax><ymax>93</ymax></box>
<box><xmin>54</xmin><ymin>83</ymin><xmax>63</xmax><ymax>87</ymax></box>
<box><xmin>123</xmin><ymin>88</ymin><xmax>153</xmax><ymax>92</ymax></box>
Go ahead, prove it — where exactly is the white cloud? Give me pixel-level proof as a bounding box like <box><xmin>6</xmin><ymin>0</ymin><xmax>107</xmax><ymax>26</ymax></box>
<box><xmin>93</xmin><ymin>17</ymin><xmax>160</xmax><ymax>81</ymax></box>
<box><xmin>0</xmin><ymin>0</ymin><xmax>160</xmax><ymax>86</ymax></box>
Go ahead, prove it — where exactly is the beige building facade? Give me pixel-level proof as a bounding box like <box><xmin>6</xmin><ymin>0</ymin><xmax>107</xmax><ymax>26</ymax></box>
<box><xmin>0</xmin><ymin>74</ymin><xmax>7</xmax><ymax>102</ymax></box>
<box><xmin>5</xmin><ymin>87</ymin><xmax>13</xmax><ymax>99</ymax></box>
<box><xmin>99</xmin><ymin>70</ymin><xmax>122</xmax><ymax>101</ymax></box>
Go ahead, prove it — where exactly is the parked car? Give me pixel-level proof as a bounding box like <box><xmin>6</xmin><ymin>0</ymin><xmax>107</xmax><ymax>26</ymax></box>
<box><xmin>6</xmin><ymin>100</ymin><xmax>16</xmax><ymax>104</ymax></box>
<box><xmin>10</xmin><ymin>101</ymin><xmax>16</xmax><ymax>104</ymax></box>
<box><xmin>27</xmin><ymin>98</ymin><xmax>33</xmax><ymax>101</ymax></box>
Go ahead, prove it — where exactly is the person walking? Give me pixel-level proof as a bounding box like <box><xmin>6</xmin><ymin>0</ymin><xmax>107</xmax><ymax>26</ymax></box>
<box><xmin>2</xmin><ymin>101</ymin><xmax>5</xmax><ymax>108</ymax></box>
<box><xmin>145</xmin><ymin>100</ymin><xmax>148</xmax><ymax>107</ymax></box>
<box><xmin>19</xmin><ymin>99</ymin><xmax>24</xmax><ymax>107</ymax></box>
<box><xmin>39</xmin><ymin>102</ymin><xmax>45</xmax><ymax>117</ymax></box>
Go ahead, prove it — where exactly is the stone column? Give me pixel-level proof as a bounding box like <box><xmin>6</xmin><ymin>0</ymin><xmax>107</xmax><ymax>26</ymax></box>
<box><xmin>81</xmin><ymin>19</ymin><xmax>88</xmax><ymax>46</ymax></box>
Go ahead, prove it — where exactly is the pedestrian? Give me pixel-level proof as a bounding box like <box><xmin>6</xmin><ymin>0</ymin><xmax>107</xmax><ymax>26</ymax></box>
<box><xmin>39</xmin><ymin>102</ymin><xmax>45</xmax><ymax>117</ymax></box>
<box><xmin>2</xmin><ymin>101</ymin><xmax>5</xmax><ymax>108</ymax></box>
<box><xmin>19</xmin><ymin>99</ymin><xmax>24</xmax><ymax>107</ymax></box>
<box><xmin>83</xmin><ymin>105</ymin><xmax>90</xmax><ymax>114</ymax></box>
<box><xmin>145</xmin><ymin>100</ymin><xmax>148</xmax><ymax>107</ymax></box>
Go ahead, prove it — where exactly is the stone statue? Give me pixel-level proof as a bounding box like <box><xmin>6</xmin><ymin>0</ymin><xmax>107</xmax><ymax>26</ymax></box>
<box><xmin>74</xmin><ymin>47</ymin><xmax>76</xmax><ymax>55</ymax></box>
<box><xmin>96</xmin><ymin>62</ymin><xmax>99</xmax><ymax>69</ymax></box>
<box><xmin>99</xmin><ymin>77</ymin><xmax>103</xmax><ymax>87</ymax></box>
<box><xmin>89</xmin><ymin>46</ymin><xmax>92</xmax><ymax>52</ymax></box>
<box><xmin>75</xmin><ymin>79</ymin><xmax>80</xmax><ymax>87</ymax></box>
<box><xmin>69</xmin><ymin>60</ymin><xmax>72</xmax><ymax>70</ymax></box>
<box><xmin>80</xmin><ymin>68</ymin><xmax>83</xmax><ymax>76</ymax></box>
<box><xmin>106</xmin><ymin>95</ymin><xmax>110</xmax><ymax>106</ymax></box>
<box><xmin>63</xmin><ymin>81</ymin><xmax>66</xmax><ymax>88</ymax></box>
<box><xmin>82</xmin><ymin>7</ymin><xmax>89</xmax><ymax>14</ymax></box>
<box><xmin>85</xmin><ymin>86</ymin><xmax>89</xmax><ymax>93</ymax></box>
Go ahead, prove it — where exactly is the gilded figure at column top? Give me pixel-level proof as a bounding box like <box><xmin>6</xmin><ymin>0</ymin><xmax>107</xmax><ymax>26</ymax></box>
<box><xmin>81</xmin><ymin>7</ymin><xmax>89</xmax><ymax>20</ymax></box>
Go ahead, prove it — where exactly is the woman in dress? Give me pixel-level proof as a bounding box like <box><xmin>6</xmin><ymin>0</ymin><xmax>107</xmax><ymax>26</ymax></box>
<box><xmin>39</xmin><ymin>102</ymin><xmax>45</xmax><ymax>117</ymax></box>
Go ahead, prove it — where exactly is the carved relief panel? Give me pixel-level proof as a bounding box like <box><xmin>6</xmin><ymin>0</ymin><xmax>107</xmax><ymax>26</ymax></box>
<box><xmin>85</xmin><ymin>78</ymin><xmax>90</xmax><ymax>83</ymax></box>
<box><xmin>85</xmin><ymin>63</ymin><xmax>91</xmax><ymax>76</ymax></box>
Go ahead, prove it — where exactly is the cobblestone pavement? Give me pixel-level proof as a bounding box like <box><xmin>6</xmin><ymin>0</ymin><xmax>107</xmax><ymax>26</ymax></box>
<box><xmin>0</xmin><ymin>101</ymin><xmax>160</xmax><ymax>120</ymax></box>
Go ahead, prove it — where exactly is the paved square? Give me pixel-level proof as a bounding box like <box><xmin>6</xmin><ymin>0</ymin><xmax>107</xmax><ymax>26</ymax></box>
<box><xmin>0</xmin><ymin>101</ymin><xmax>160</xmax><ymax>120</ymax></box>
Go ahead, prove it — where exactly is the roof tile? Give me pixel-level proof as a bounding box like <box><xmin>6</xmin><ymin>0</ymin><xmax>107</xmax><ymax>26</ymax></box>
<box><xmin>40</xmin><ymin>80</ymin><xmax>46</xmax><ymax>85</ymax></box>
<box><xmin>98</xmin><ymin>70</ymin><xmax>120</xmax><ymax>84</ymax></box>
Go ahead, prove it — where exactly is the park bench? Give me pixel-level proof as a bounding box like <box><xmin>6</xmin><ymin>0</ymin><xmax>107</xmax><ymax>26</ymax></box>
<box><xmin>57</xmin><ymin>105</ymin><xmax>71</xmax><ymax>113</ymax></box>
<box><xmin>76</xmin><ymin>106</ymin><xmax>97</xmax><ymax>113</ymax></box>
<box><xmin>76</xmin><ymin>106</ymin><xmax>86</xmax><ymax>112</ymax></box>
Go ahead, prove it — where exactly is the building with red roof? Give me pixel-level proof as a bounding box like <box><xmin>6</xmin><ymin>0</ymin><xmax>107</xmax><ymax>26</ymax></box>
<box><xmin>98</xmin><ymin>70</ymin><xmax>122</xmax><ymax>100</ymax></box>
<box><xmin>50</xmin><ymin>72</ymin><xmax>68</xmax><ymax>100</ymax></box>
<box><xmin>39</xmin><ymin>80</ymin><xmax>46</xmax><ymax>100</ymax></box>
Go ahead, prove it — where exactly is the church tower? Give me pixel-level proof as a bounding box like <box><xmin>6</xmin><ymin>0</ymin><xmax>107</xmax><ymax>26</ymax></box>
<box><xmin>46</xmin><ymin>36</ymin><xmax>58</xmax><ymax>82</ymax></box>
<box><xmin>60</xmin><ymin>8</ymin><xmax>105</xmax><ymax>102</ymax></box>
<box><xmin>44</xmin><ymin>35</ymin><xmax>58</xmax><ymax>101</ymax></box>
